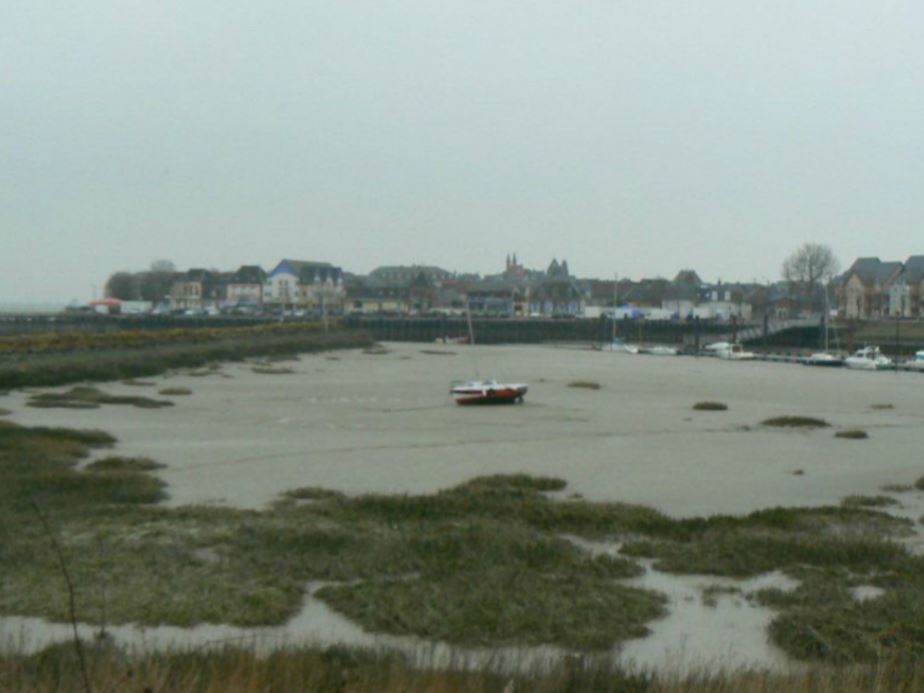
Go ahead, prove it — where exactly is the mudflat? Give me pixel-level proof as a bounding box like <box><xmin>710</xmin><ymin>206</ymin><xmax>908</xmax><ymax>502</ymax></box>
<box><xmin>6</xmin><ymin>342</ymin><xmax>923</xmax><ymax>515</ymax></box>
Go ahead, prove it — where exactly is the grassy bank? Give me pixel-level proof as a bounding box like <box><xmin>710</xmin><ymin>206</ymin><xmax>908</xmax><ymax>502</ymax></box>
<box><xmin>0</xmin><ymin>325</ymin><xmax>371</xmax><ymax>389</ymax></box>
<box><xmin>2</xmin><ymin>421</ymin><xmax>923</xmax><ymax>667</ymax></box>
<box><xmin>3</xmin><ymin>643</ymin><xmax>924</xmax><ymax>692</ymax></box>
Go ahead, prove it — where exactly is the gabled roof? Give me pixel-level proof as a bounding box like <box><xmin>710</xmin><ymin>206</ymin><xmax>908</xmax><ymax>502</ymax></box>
<box><xmin>230</xmin><ymin>265</ymin><xmax>266</xmax><ymax>284</ymax></box>
<box><xmin>621</xmin><ymin>278</ymin><xmax>668</xmax><ymax>305</ymax></box>
<box><xmin>844</xmin><ymin>258</ymin><xmax>902</xmax><ymax>286</ymax></box>
<box><xmin>532</xmin><ymin>278</ymin><xmax>583</xmax><ymax>302</ymax></box>
<box><xmin>270</xmin><ymin>259</ymin><xmax>341</xmax><ymax>282</ymax></box>
<box><xmin>894</xmin><ymin>256</ymin><xmax>924</xmax><ymax>285</ymax></box>
<box><xmin>184</xmin><ymin>268</ymin><xmax>214</xmax><ymax>283</ymax></box>
<box><xmin>468</xmin><ymin>277</ymin><xmax>523</xmax><ymax>296</ymax></box>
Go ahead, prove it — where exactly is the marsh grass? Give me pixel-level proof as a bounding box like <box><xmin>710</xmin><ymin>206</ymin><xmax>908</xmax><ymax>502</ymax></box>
<box><xmin>841</xmin><ymin>495</ymin><xmax>898</xmax><ymax>508</ymax></box>
<box><xmin>880</xmin><ymin>483</ymin><xmax>913</xmax><ymax>493</ymax></box>
<box><xmin>568</xmin><ymin>381</ymin><xmax>602</xmax><ymax>390</ymax></box>
<box><xmin>3</xmin><ymin>423</ymin><xmax>924</xmax><ymax>665</ymax></box>
<box><xmin>158</xmin><ymin>387</ymin><xmax>192</xmax><ymax>396</ymax></box>
<box><xmin>0</xmin><ymin>328</ymin><xmax>371</xmax><ymax>389</ymax></box>
<box><xmin>4</xmin><ymin>642</ymin><xmax>924</xmax><ymax>693</ymax></box>
<box><xmin>916</xmin><ymin>475</ymin><xmax>924</xmax><ymax>491</ymax></box>
<box><xmin>762</xmin><ymin>416</ymin><xmax>830</xmax><ymax>428</ymax></box>
<box><xmin>835</xmin><ymin>430</ymin><xmax>868</xmax><ymax>440</ymax></box>
<box><xmin>26</xmin><ymin>386</ymin><xmax>173</xmax><ymax>410</ymax></box>
<box><xmin>693</xmin><ymin>401</ymin><xmax>728</xmax><ymax>411</ymax></box>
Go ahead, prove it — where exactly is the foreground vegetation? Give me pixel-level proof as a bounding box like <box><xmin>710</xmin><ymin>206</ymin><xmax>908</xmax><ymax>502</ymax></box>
<box><xmin>0</xmin><ymin>324</ymin><xmax>371</xmax><ymax>389</ymax></box>
<box><xmin>3</xmin><ymin>644</ymin><xmax>924</xmax><ymax>693</ymax></box>
<box><xmin>2</xmin><ymin>420</ymin><xmax>923</xmax><ymax>669</ymax></box>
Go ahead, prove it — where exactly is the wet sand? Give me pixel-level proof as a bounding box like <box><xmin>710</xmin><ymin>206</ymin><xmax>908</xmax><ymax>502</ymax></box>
<box><xmin>6</xmin><ymin>342</ymin><xmax>924</xmax><ymax>516</ymax></box>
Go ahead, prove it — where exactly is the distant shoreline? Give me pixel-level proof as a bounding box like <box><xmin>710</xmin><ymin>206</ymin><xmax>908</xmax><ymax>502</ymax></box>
<box><xmin>0</xmin><ymin>303</ymin><xmax>67</xmax><ymax>315</ymax></box>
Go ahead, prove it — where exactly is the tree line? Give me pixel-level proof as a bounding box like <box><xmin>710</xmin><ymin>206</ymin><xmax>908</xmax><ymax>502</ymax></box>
<box><xmin>104</xmin><ymin>260</ymin><xmax>177</xmax><ymax>302</ymax></box>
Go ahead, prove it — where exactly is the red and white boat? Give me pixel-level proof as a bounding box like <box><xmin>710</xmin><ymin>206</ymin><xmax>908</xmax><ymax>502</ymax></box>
<box><xmin>451</xmin><ymin>379</ymin><xmax>528</xmax><ymax>405</ymax></box>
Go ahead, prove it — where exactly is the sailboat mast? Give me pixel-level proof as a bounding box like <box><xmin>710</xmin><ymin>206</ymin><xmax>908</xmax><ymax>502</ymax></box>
<box><xmin>466</xmin><ymin>299</ymin><xmax>476</xmax><ymax>347</ymax></box>
<box><xmin>465</xmin><ymin>296</ymin><xmax>480</xmax><ymax>378</ymax></box>
<box><xmin>823</xmin><ymin>282</ymin><xmax>830</xmax><ymax>352</ymax></box>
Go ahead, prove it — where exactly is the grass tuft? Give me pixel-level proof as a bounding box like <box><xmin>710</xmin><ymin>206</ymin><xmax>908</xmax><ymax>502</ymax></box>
<box><xmin>762</xmin><ymin>416</ymin><xmax>830</xmax><ymax>428</ymax></box>
<box><xmin>282</xmin><ymin>487</ymin><xmax>346</xmax><ymax>502</ymax></box>
<box><xmin>568</xmin><ymin>381</ymin><xmax>602</xmax><ymax>390</ymax></box>
<box><xmin>251</xmin><ymin>366</ymin><xmax>295</xmax><ymax>375</ymax></box>
<box><xmin>158</xmin><ymin>387</ymin><xmax>192</xmax><ymax>396</ymax></box>
<box><xmin>841</xmin><ymin>495</ymin><xmax>898</xmax><ymax>508</ymax></box>
<box><xmin>693</xmin><ymin>401</ymin><xmax>728</xmax><ymax>411</ymax></box>
<box><xmin>880</xmin><ymin>483</ymin><xmax>913</xmax><ymax>493</ymax></box>
<box><xmin>121</xmin><ymin>379</ymin><xmax>156</xmax><ymax>387</ymax></box>
<box><xmin>27</xmin><ymin>386</ymin><xmax>173</xmax><ymax>410</ymax></box>
<box><xmin>871</xmin><ymin>403</ymin><xmax>895</xmax><ymax>410</ymax></box>
<box><xmin>0</xmin><ymin>407</ymin><xmax>10</xmax><ymax>416</ymax></box>
<box><xmin>835</xmin><ymin>429</ymin><xmax>869</xmax><ymax>440</ymax></box>
<box><xmin>86</xmin><ymin>456</ymin><xmax>166</xmax><ymax>472</ymax></box>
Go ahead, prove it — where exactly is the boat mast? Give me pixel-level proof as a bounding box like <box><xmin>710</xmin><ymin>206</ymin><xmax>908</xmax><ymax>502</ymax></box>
<box><xmin>465</xmin><ymin>296</ymin><xmax>480</xmax><ymax>378</ymax></box>
<box><xmin>823</xmin><ymin>283</ymin><xmax>830</xmax><ymax>352</ymax></box>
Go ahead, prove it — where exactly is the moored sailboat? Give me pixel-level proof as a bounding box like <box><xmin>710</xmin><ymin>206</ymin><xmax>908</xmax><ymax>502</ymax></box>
<box><xmin>451</xmin><ymin>302</ymin><xmax>529</xmax><ymax>405</ymax></box>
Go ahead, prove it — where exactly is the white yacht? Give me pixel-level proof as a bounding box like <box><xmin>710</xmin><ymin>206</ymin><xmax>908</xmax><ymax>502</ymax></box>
<box><xmin>905</xmin><ymin>350</ymin><xmax>924</xmax><ymax>371</ymax></box>
<box><xmin>844</xmin><ymin>346</ymin><xmax>893</xmax><ymax>371</ymax></box>
<box><xmin>714</xmin><ymin>343</ymin><xmax>756</xmax><ymax>361</ymax></box>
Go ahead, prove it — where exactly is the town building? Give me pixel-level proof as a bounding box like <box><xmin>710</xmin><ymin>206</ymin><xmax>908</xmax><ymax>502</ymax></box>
<box><xmin>836</xmin><ymin>258</ymin><xmax>903</xmax><ymax>320</ymax></box>
<box><xmin>226</xmin><ymin>265</ymin><xmax>267</xmax><ymax>307</ymax></box>
<box><xmin>264</xmin><ymin>259</ymin><xmax>344</xmax><ymax>312</ymax></box>
<box><xmin>169</xmin><ymin>269</ymin><xmax>216</xmax><ymax>311</ymax></box>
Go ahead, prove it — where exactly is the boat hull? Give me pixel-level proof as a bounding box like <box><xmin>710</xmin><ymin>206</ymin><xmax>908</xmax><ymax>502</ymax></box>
<box><xmin>452</xmin><ymin>385</ymin><xmax>528</xmax><ymax>405</ymax></box>
<box><xmin>844</xmin><ymin>359</ymin><xmax>891</xmax><ymax>371</ymax></box>
<box><xmin>805</xmin><ymin>354</ymin><xmax>844</xmax><ymax>367</ymax></box>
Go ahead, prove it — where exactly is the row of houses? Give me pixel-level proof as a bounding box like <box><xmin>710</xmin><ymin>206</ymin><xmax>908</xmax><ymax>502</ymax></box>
<box><xmin>345</xmin><ymin>257</ymin><xmax>784</xmax><ymax>321</ymax></box>
<box><xmin>168</xmin><ymin>259</ymin><xmax>344</xmax><ymax>312</ymax></box>
<box><xmin>836</xmin><ymin>256</ymin><xmax>924</xmax><ymax>319</ymax></box>
<box><xmin>122</xmin><ymin>252</ymin><xmax>924</xmax><ymax>321</ymax></box>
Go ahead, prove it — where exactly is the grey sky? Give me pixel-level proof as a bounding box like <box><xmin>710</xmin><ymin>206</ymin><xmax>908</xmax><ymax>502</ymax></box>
<box><xmin>3</xmin><ymin>1</ymin><xmax>922</xmax><ymax>302</ymax></box>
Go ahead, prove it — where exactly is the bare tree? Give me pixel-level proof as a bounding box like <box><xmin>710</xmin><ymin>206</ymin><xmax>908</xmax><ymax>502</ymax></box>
<box><xmin>782</xmin><ymin>243</ymin><xmax>840</xmax><ymax>312</ymax></box>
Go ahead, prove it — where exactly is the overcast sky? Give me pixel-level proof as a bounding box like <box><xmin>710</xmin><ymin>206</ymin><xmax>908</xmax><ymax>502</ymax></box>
<box><xmin>3</xmin><ymin>1</ymin><xmax>922</xmax><ymax>302</ymax></box>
